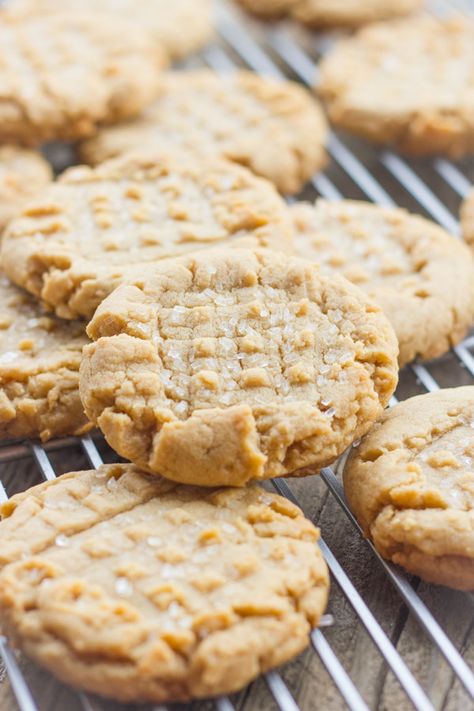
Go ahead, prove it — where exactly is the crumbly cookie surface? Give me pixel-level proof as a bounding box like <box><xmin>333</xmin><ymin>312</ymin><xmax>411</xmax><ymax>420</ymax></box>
<box><xmin>0</xmin><ymin>146</ymin><xmax>52</xmax><ymax>232</ymax></box>
<box><xmin>0</xmin><ymin>273</ymin><xmax>89</xmax><ymax>441</ymax></box>
<box><xmin>461</xmin><ymin>187</ymin><xmax>474</xmax><ymax>249</ymax></box>
<box><xmin>79</xmin><ymin>70</ymin><xmax>328</xmax><ymax>195</ymax></box>
<box><xmin>291</xmin><ymin>199</ymin><xmax>474</xmax><ymax>366</ymax></box>
<box><xmin>319</xmin><ymin>16</ymin><xmax>474</xmax><ymax>157</ymax></box>
<box><xmin>0</xmin><ymin>12</ymin><xmax>163</xmax><ymax>146</ymax></box>
<box><xmin>236</xmin><ymin>0</ymin><xmax>296</xmax><ymax>18</ymax></box>
<box><xmin>344</xmin><ymin>387</ymin><xmax>474</xmax><ymax>590</ymax></box>
<box><xmin>1</xmin><ymin>0</ymin><xmax>212</xmax><ymax>61</ymax></box>
<box><xmin>1</xmin><ymin>152</ymin><xmax>293</xmax><ymax>320</ymax></box>
<box><xmin>80</xmin><ymin>248</ymin><xmax>398</xmax><ymax>486</ymax></box>
<box><xmin>0</xmin><ymin>463</ymin><xmax>329</xmax><ymax>702</ymax></box>
<box><xmin>236</xmin><ymin>0</ymin><xmax>422</xmax><ymax>26</ymax></box>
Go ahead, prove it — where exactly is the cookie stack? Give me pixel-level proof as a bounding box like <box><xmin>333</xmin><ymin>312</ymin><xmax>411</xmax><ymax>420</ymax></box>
<box><xmin>0</xmin><ymin>144</ymin><xmax>402</xmax><ymax>698</ymax></box>
<box><xmin>0</xmin><ymin>3</ymin><xmax>335</xmax><ymax>702</ymax></box>
<box><xmin>0</xmin><ymin>0</ymin><xmax>472</xmax><ymax>705</ymax></box>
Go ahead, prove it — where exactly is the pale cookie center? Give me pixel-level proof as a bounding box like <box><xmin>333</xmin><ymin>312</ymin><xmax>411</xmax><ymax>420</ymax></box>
<box><xmin>17</xmin><ymin>474</ymin><xmax>320</xmax><ymax>642</ymax></box>
<box><xmin>295</xmin><ymin>208</ymin><xmax>421</xmax><ymax>291</ymax></box>
<box><xmin>152</xmin><ymin>285</ymin><xmax>357</xmax><ymax>420</ymax></box>
<box><xmin>413</xmin><ymin>422</ymin><xmax>474</xmax><ymax>511</ymax></box>
<box><xmin>339</xmin><ymin>24</ymin><xmax>474</xmax><ymax>111</ymax></box>
<box><xmin>130</xmin><ymin>83</ymin><xmax>288</xmax><ymax>148</ymax></box>
<box><xmin>0</xmin><ymin>277</ymin><xmax>83</xmax><ymax>362</ymax></box>
<box><xmin>13</xmin><ymin>175</ymin><xmax>270</xmax><ymax>265</ymax></box>
<box><xmin>0</xmin><ymin>24</ymin><xmax>102</xmax><ymax>99</ymax></box>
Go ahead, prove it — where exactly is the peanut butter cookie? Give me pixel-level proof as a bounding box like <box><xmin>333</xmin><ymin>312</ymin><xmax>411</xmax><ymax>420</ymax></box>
<box><xmin>0</xmin><ymin>463</ymin><xmax>329</xmax><ymax>702</ymax></box>
<box><xmin>0</xmin><ymin>147</ymin><xmax>52</xmax><ymax>232</ymax></box>
<box><xmin>80</xmin><ymin>248</ymin><xmax>398</xmax><ymax>487</ymax></box>
<box><xmin>1</xmin><ymin>152</ymin><xmax>293</xmax><ymax>321</ymax></box>
<box><xmin>0</xmin><ymin>273</ymin><xmax>89</xmax><ymax>441</ymax></box>
<box><xmin>0</xmin><ymin>12</ymin><xmax>163</xmax><ymax>145</ymax></box>
<box><xmin>79</xmin><ymin>70</ymin><xmax>328</xmax><ymax>195</ymax></box>
<box><xmin>319</xmin><ymin>16</ymin><xmax>474</xmax><ymax>157</ymax></box>
<box><xmin>460</xmin><ymin>187</ymin><xmax>474</xmax><ymax>249</ymax></box>
<box><xmin>1</xmin><ymin>0</ymin><xmax>212</xmax><ymax>61</ymax></box>
<box><xmin>236</xmin><ymin>0</ymin><xmax>422</xmax><ymax>27</ymax></box>
<box><xmin>344</xmin><ymin>387</ymin><xmax>474</xmax><ymax>590</ymax></box>
<box><xmin>291</xmin><ymin>199</ymin><xmax>474</xmax><ymax>366</ymax></box>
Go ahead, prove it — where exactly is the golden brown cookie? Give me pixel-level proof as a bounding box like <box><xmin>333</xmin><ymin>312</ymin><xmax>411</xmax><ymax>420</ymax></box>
<box><xmin>344</xmin><ymin>387</ymin><xmax>474</xmax><ymax>590</ymax></box>
<box><xmin>0</xmin><ymin>12</ymin><xmax>164</xmax><ymax>146</ymax></box>
<box><xmin>291</xmin><ymin>199</ymin><xmax>474</xmax><ymax>366</ymax></box>
<box><xmin>79</xmin><ymin>70</ymin><xmax>328</xmax><ymax>195</ymax></box>
<box><xmin>0</xmin><ymin>463</ymin><xmax>329</xmax><ymax>702</ymax></box>
<box><xmin>0</xmin><ymin>273</ymin><xmax>89</xmax><ymax>441</ymax></box>
<box><xmin>319</xmin><ymin>16</ymin><xmax>474</xmax><ymax>157</ymax></box>
<box><xmin>460</xmin><ymin>187</ymin><xmax>474</xmax><ymax>249</ymax></box>
<box><xmin>1</xmin><ymin>0</ymin><xmax>213</xmax><ymax>61</ymax></box>
<box><xmin>236</xmin><ymin>0</ymin><xmax>423</xmax><ymax>26</ymax></box>
<box><xmin>0</xmin><ymin>146</ymin><xmax>52</xmax><ymax>232</ymax></box>
<box><xmin>236</xmin><ymin>0</ymin><xmax>294</xmax><ymax>18</ymax></box>
<box><xmin>1</xmin><ymin>151</ymin><xmax>293</xmax><ymax>321</ymax></box>
<box><xmin>80</xmin><ymin>248</ymin><xmax>398</xmax><ymax>487</ymax></box>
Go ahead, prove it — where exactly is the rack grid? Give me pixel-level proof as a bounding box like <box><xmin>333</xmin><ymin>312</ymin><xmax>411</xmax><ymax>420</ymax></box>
<box><xmin>1</xmin><ymin>1</ymin><xmax>474</xmax><ymax>709</ymax></box>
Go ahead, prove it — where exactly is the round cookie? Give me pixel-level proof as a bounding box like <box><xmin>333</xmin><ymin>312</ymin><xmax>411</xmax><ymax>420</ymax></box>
<box><xmin>344</xmin><ymin>387</ymin><xmax>474</xmax><ymax>590</ymax></box>
<box><xmin>236</xmin><ymin>0</ymin><xmax>423</xmax><ymax>26</ymax></box>
<box><xmin>0</xmin><ymin>146</ymin><xmax>52</xmax><ymax>232</ymax></box>
<box><xmin>0</xmin><ymin>273</ymin><xmax>89</xmax><ymax>441</ymax></box>
<box><xmin>1</xmin><ymin>151</ymin><xmax>293</xmax><ymax>321</ymax></box>
<box><xmin>0</xmin><ymin>463</ymin><xmax>329</xmax><ymax>703</ymax></box>
<box><xmin>1</xmin><ymin>0</ymin><xmax>212</xmax><ymax>61</ymax></box>
<box><xmin>0</xmin><ymin>12</ymin><xmax>163</xmax><ymax>145</ymax></box>
<box><xmin>79</xmin><ymin>70</ymin><xmax>328</xmax><ymax>195</ymax></box>
<box><xmin>291</xmin><ymin>199</ymin><xmax>474</xmax><ymax>367</ymax></box>
<box><xmin>319</xmin><ymin>16</ymin><xmax>474</xmax><ymax>157</ymax></box>
<box><xmin>460</xmin><ymin>187</ymin><xmax>474</xmax><ymax>249</ymax></box>
<box><xmin>80</xmin><ymin>248</ymin><xmax>398</xmax><ymax>487</ymax></box>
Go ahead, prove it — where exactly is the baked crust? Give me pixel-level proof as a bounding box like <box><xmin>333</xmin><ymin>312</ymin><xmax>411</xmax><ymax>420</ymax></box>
<box><xmin>1</xmin><ymin>0</ymin><xmax>213</xmax><ymax>61</ymax></box>
<box><xmin>80</xmin><ymin>248</ymin><xmax>398</xmax><ymax>486</ymax></box>
<box><xmin>319</xmin><ymin>16</ymin><xmax>474</xmax><ymax>157</ymax></box>
<box><xmin>0</xmin><ymin>146</ymin><xmax>52</xmax><ymax>232</ymax></box>
<box><xmin>236</xmin><ymin>0</ymin><xmax>422</xmax><ymax>26</ymax></box>
<box><xmin>291</xmin><ymin>199</ymin><xmax>474</xmax><ymax>366</ymax></box>
<box><xmin>0</xmin><ymin>464</ymin><xmax>329</xmax><ymax>702</ymax></box>
<box><xmin>344</xmin><ymin>387</ymin><xmax>474</xmax><ymax>590</ymax></box>
<box><xmin>0</xmin><ymin>12</ymin><xmax>164</xmax><ymax>145</ymax></box>
<box><xmin>1</xmin><ymin>151</ymin><xmax>293</xmax><ymax>320</ymax></box>
<box><xmin>79</xmin><ymin>70</ymin><xmax>328</xmax><ymax>195</ymax></box>
<box><xmin>0</xmin><ymin>272</ymin><xmax>90</xmax><ymax>441</ymax></box>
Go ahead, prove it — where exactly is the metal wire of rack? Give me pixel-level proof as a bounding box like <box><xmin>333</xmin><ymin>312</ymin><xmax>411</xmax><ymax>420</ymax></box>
<box><xmin>1</xmin><ymin>0</ymin><xmax>474</xmax><ymax>709</ymax></box>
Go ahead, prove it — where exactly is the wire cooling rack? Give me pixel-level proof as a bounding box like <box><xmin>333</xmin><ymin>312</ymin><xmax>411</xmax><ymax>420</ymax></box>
<box><xmin>1</xmin><ymin>1</ymin><xmax>474</xmax><ymax>710</ymax></box>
